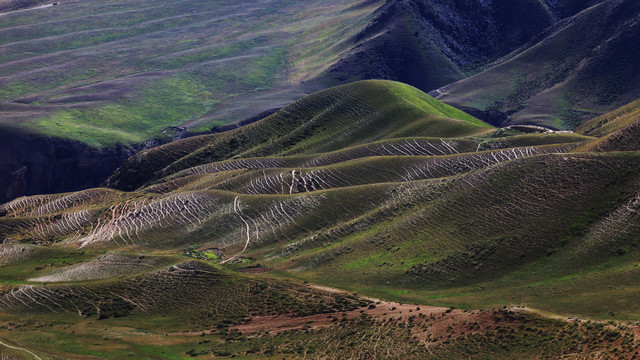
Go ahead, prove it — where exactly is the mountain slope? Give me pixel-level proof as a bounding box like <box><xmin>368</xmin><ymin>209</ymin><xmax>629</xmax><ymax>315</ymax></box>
<box><xmin>434</xmin><ymin>0</ymin><xmax>640</xmax><ymax>130</ymax></box>
<box><xmin>0</xmin><ymin>0</ymin><xmax>597</xmax><ymax>148</ymax></box>
<box><xmin>0</xmin><ymin>0</ymin><xmax>605</xmax><ymax>204</ymax></box>
<box><xmin>319</xmin><ymin>0</ymin><xmax>602</xmax><ymax>91</ymax></box>
<box><xmin>106</xmin><ymin>80</ymin><xmax>494</xmax><ymax>191</ymax></box>
<box><xmin>0</xmin><ymin>0</ymin><xmax>383</xmax><ymax>145</ymax></box>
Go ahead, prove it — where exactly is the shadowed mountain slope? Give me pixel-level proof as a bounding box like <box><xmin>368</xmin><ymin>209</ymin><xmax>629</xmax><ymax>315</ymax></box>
<box><xmin>321</xmin><ymin>0</ymin><xmax>602</xmax><ymax>90</ymax></box>
<box><xmin>0</xmin><ymin>127</ymin><xmax>138</xmax><ymax>204</ymax></box>
<box><xmin>434</xmin><ymin>0</ymin><xmax>640</xmax><ymax>130</ymax></box>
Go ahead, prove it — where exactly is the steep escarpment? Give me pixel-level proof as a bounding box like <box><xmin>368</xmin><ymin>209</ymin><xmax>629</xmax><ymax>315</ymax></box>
<box><xmin>0</xmin><ymin>127</ymin><xmax>135</xmax><ymax>204</ymax></box>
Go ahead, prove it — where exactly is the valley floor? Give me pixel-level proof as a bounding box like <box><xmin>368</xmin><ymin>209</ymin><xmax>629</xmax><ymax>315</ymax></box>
<box><xmin>0</xmin><ymin>281</ymin><xmax>639</xmax><ymax>359</ymax></box>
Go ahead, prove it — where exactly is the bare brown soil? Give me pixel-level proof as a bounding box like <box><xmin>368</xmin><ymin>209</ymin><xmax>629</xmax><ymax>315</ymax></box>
<box><xmin>230</xmin><ymin>288</ymin><xmax>640</xmax><ymax>356</ymax></box>
<box><xmin>237</xmin><ymin>266</ymin><xmax>271</xmax><ymax>274</ymax></box>
<box><xmin>233</xmin><ymin>300</ymin><xmax>448</xmax><ymax>336</ymax></box>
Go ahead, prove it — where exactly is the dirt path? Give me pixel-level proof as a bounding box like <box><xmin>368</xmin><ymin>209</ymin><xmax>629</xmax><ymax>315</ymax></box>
<box><xmin>0</xmin><ymin>338</ymin><xmax>42</xmax><ymax>360</ymax></box>
<box><xmin>220</xmin><ymin>196</ymin><xmax>251</xmax><ymax>265</ymax></box>
<box><xmin>0</xmin><ymin>3</ymin><xmax>53</xmax><ymax>17</ymax></box>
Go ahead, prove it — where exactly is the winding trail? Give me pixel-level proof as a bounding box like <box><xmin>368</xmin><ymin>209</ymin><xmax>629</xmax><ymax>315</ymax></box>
<box><xmin>0</xmin><ymin>338</ymin><xmax>42</xmax><ymax>360</ymax></box>
<box><xmin>220</xmin><ymin>196</ymin><xmax>252</xmax><ymax>264</ymax></box>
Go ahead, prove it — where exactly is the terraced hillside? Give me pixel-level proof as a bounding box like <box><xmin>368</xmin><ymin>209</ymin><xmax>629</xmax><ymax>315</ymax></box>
<box><xmin>106</xmin><ymin>80</ymin><xmax>495</xmax><ymax>190</ymax></box>
<box><xmin>434</xmin><ymin>0</ymin><xmax>640</xmax><ymax>130</ymax></box>
<box><xmin>2</xmin><ymin>80</ymin><xmax>640</xmax><ymax>358</ymax></box>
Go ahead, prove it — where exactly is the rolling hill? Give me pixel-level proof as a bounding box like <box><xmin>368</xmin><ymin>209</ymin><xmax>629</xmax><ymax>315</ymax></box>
<box><xmin>105</xmin><ymin>80</ymin><xmax>495</xmax><ymax>191</ymax></box>
<box><xmin>1</xmin><ymin>80</ymin><xmax>639</xmax><ymax>358</ymax></box>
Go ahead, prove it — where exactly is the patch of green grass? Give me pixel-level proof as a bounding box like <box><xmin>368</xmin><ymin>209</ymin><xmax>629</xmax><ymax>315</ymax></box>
<box><xmin>383</xmin><ymin>81</ymin><xmax>491</xmax><ymax>128</ymax></box>
<box><xmin>0</xmin><ymin>247</ymin><xmax>100</xmax><ymax>283</ymax></box>
<box><xmin>36</xmin><ymin>74</ymin><xmax>213</xmax><ymax>146</ymax></box>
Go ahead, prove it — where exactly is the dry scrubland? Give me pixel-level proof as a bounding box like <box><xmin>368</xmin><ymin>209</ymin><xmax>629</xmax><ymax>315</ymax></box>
<box><xmin>0</xmin><ymin>80</ymin><xmax>639</xmax><ymax>358</ymax></box>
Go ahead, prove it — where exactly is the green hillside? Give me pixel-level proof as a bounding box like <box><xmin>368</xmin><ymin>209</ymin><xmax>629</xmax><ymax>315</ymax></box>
<box><xmin>2</xmin><ymin>82</ymin><xmax>640</xmax><ymax>359</ymax></box>
<box><xmin>0</xmin><ymin>0</ymin><xmax>385</xmax><ymax>146</ymax></box>
<box><xmin>573</xmin><ymin>98</ymin><xmax>640</xmax><ymax>152</ymax></box>
<box><xmin>106</xmin><ymin>80</ymin><xmax>495</xmax><ymax>191</ymax></box>
<box><xmin>0</xmin><ymin>0</ymin><xmax>611</xmax><ymax>206</ymax></box>
<box><xmin>3</xmin><ymin>0</ymin><xmax>640</xmax><ymax>357</ymax></box>
<box><xmin>0</xmin><ymin>0</ymin><xmax>595</xmax><ymax>148</ymax></box>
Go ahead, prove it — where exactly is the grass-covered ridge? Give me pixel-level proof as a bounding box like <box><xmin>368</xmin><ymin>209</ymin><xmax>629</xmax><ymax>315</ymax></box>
<box><xmin>106</xmin><ymin>80</ymin><xmax>495</xmax><ymax>190</ymax></box>
<box><xmin>2</xmin><ymin>83</ymin><xmax>640</xmax><ymax>358</ymax></box>
<box><xmin>572</xmin><ymin>98</ymin><xmax>640</xmax><ymax>153</ymax></box>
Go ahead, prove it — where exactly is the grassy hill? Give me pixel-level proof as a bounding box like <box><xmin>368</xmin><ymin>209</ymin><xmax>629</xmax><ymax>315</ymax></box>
<box><xmin>2</xmin><ymin>82</ymin><xmax>640</xmax><ymax>358</ymax></box>
<box><xmin>106</xmin><ymin>80</ymin><xmax>495</xmax><ymax>191</ymax></box>
<box><xmin>574</xmin><ymin>98</ymin><xmax>640</xmax><ymax>152</ymax></box>
<box><xmin>434</xmin><ymin>0</ymin><xmax>640</xmax><ymax>130</ymax></box>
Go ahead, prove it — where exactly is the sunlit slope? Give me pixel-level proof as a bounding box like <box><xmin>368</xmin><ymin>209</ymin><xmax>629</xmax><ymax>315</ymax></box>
<box><xmin>2</xmin><ymin>152</ymin><xmax>638</xmax><ymax>320</ymax></box>
<box><xmin>274</xmin><ymin>152</ymin><xmax>640</xmax><ymax>318</ymax></box>
<box><xmin>107</xmin><ymin>80</ymin><xmax>495</xmax><ymax>191</ymax></box>
<box><xmin>1</xmin><ymin>80</ymin><xmax>638</xmax><ymax>324</ymax></box>
<box><xmin>0</xmin><ymin>259</ymin><xmax>366</xmax><ymax>320</ymax></box>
